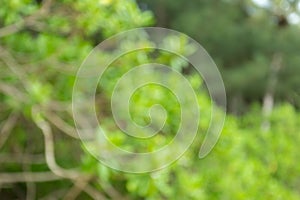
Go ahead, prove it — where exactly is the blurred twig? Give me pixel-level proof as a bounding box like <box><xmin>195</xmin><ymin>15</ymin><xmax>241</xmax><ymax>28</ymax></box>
<box><xmin>84</xmin><ymin>185</ymin><xmax>108</xmax><ymax>200</ymax></box>
<box><xmin>99</xmin><ymin>181</ymin><xmax>129</xmax><ymax>200</ymax></box>
<box><xmin>32</xmin><ymin>106</ymin><xmax>81</xmax><ymax>179</ymax></box>
<box><xmin>44</xmin><ymin>110</ymin><xmax>80</xmax><ymax>139</ymax></box>
<box><xmin>39</xmin><ymin>189</ymin><xmax>68</xmax><ymax>200</ymax></box>
<box><xmin>63</xmin><ymin>176</ymin><xmax>106</xmax><ymax>200</ymax></box>
<box><xmin>0</xmin><ymin>153</ymin><xmax>44</xmax><ymax>164</ymax></box>
<box><xmin>32</xmin><ymin>106</ymin><xmax>122</xmax><ymax>199</ymax></box>
<box><xmin>0</xmin><ymin>0</ymin><xmax>53</xmax><ymax>38</ymax></box>
<box><xmin>0</xmin><ymin>82</ymin><xmax>27</xmax><ymax>100</ymax></box>
<box><xmin>0</xmin><ymin>46</ymin><xmax>30</xmax><ymax>90</ymax></box>
<box><xmin>48</xmin><ymin>101</ymin><xmax>72</xmax><ymax>111</ymax></box>
<box><xmin>63</xmin><ymin>177</ymin><xmax>91</xmax><ymax>200</ymax></box>
<box><xmin>0</xmin><ymin>172</ymin><xmax>62</xmax><ymax>183</ymax></box>
<box><xmin>23</xmin><ymin>145</ymin><xmax>36</xmax><ymax>200</ymax></box>
<box><xmin>0</xmin><ymin>111</ymin><xmax>19</xmax><ymax>149</ymax></box>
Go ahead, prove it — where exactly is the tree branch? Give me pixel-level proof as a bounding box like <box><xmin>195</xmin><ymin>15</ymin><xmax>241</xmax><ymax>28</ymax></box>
<box><xmin>0</xmin><ymin>172</ymin><xmax>62</xmax><ymax>183</ymax></box>
<box><xmin>0</xmin><ymin>0</ymin><xmax>53</xmax><ymax>38</ymax></box>
<box><xmin>32</xmin><ymin>106</ymin><xmax>82</xmax><ymax>180</ymax></box>
<box><xmin>0</xmin><ymin>153</ymin><xmax>44</xmax><ymax>164</ymax></box>
<box><xmin>0</xmin><ymin>112</ymin><xmax>19</xmax><ymax>149</ymax></box>
<box><xmin>44</xmin><ymin>111</ymin><xmax>80</xmax><ymax>139</ymax></box>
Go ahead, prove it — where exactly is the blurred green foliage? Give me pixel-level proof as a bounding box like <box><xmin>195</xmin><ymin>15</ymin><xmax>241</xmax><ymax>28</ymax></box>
<box><xmin>140</xmin><ymin>0</ymin><xmax>300</xmax><ymax>113</ymax></box>
<box><xmin>0</xmin><ymin>0</ymin><xmax>299</xmax><ymax>199</ymax></box>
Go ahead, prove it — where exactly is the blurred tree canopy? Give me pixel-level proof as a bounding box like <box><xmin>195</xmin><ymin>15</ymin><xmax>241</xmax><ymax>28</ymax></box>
<box><xmin>139</xmin><ymin>0</ymin><xmax>300</xmax><ymax>113</ymax></box>
<box><xmin>0</xmin><ymin>0</ymin><xmax>300</xmax><ymax>199</ymax></box>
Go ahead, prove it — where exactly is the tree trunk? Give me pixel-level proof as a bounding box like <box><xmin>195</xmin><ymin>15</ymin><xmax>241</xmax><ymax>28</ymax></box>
<box><xmin>261</xmin><ymin>53</ymin><xmax>282</xmax><ymax>131</ymax></box>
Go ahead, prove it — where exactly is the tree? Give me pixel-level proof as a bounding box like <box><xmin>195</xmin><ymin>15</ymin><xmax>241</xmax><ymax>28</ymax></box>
<box><xmin>139</xmin><ymin>0</ymin><xmax>300</xmax><ymax>113</ymax></box>
<box><xmin>1</xmin><ymin>0</ymin><xmax>300</xmax><ymax>199</ymax></box>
